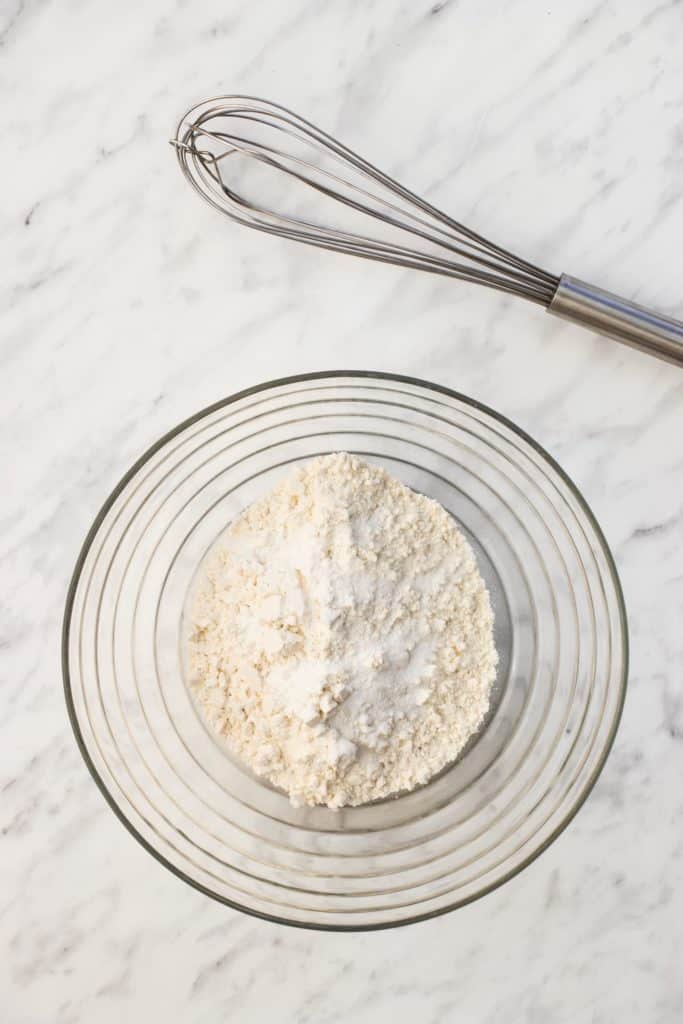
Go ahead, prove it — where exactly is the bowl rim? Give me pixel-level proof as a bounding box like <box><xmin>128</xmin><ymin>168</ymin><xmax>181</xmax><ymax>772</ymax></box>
<box><xmin>62</xmin><ymin>370</ymin><xmax>629</xmax><ymax>931</ymax></box>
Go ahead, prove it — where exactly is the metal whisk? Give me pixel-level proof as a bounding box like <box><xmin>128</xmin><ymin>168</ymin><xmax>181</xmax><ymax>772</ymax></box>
<box><xmin>172</xmin><ymin>96</ymin><xmax>683</xmax><ymax>366</ymax></box>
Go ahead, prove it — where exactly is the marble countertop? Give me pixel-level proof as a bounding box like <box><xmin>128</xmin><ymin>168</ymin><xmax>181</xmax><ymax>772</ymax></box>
<box><xmin>3</xmin><ymin>1</ymin><xmax>682</xmax><ymax>1020</ymax></box>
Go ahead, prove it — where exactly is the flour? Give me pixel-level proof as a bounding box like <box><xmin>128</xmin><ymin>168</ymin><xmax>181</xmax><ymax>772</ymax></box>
<box><xmin>188</xmin><ymin>453</ymin><xmax>498</xmax><ymax>808</ymax></box>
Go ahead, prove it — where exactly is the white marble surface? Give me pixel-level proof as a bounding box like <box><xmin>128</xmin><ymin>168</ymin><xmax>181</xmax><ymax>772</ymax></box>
<box><xmin>2</xmin><ymin>0</ymin><xmax>683</xmax><ymax>1020</ymax></box>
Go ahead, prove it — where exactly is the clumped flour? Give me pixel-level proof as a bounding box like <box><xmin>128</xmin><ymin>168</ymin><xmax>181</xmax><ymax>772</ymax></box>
<box><xmin>188</xmin><ymin>454</ymin><xmax>497</xmax><ymax>807</ymax></box>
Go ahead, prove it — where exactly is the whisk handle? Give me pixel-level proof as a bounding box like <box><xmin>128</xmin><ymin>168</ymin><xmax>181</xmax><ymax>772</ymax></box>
<box><xmin>548</xmin><ymin>274</ymin><xmax>683</xmax><ymax>366</ymax></box>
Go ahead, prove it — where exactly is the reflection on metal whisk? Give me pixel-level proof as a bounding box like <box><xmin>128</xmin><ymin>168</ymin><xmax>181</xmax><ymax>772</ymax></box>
<box><xmin>172</xmin><ymin>96</ymin><xmax>683</xmax><ymax>365</ymax></box>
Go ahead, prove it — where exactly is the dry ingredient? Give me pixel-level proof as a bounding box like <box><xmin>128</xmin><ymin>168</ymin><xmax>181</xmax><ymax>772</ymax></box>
<box><xmin>188</xmin><ymin>453</ymin><xmax>497</xmax><ymax>807</ymax></box>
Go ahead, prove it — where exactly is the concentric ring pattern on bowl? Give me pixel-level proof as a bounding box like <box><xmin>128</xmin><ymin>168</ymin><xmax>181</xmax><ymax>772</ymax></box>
<box><xmin>63</xmin><ymin>372</ymin><xmax>628</xmax><ymax>930</ymax></box>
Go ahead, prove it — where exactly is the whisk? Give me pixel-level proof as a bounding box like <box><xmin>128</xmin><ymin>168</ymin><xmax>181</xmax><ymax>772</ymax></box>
<box><xmin>171</xmin><ymin>96</ymin><xmax>682</xmax><ymax>366</ymax></box>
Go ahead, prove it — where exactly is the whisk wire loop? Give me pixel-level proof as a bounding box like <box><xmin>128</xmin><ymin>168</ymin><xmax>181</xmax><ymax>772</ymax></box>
<box><xmin>172</xmin><ymin>96</ymin><xmax>558</xmax><ymax>305</ymax></box>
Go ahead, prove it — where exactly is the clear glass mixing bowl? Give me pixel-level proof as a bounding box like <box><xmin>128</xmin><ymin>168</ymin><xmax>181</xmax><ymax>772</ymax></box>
<box><xmin>63</xmin><ymin>372</ymin><xmax>628</xmax><ymax>930</ymax></box>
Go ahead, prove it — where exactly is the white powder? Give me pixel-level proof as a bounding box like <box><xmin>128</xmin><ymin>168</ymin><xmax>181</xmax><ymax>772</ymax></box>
<box><xmin>188</xmin><ymin>453</ymin><xmax>497</xmax><ymax>808</ymax></box>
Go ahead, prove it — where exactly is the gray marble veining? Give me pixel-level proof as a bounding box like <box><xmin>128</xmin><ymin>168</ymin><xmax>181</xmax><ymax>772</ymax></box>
<box><xmin>2</xmin><ymin>0</ymin><xmax>682</xmax><ymax>1021</ymax></box>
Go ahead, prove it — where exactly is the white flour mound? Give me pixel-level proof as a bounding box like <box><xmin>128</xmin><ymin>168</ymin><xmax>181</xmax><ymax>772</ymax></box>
<box><xmin>188</xmin><ymin>453</ymin><xmax>498</xmax><ymax>808</ymax></box>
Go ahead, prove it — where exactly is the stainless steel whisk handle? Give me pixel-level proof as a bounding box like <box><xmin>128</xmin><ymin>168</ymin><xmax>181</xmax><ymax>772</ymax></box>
<box><xmin>548</xmin><ymin>275</ymin><xmax>683</xmax><ymax>366</ymax></box>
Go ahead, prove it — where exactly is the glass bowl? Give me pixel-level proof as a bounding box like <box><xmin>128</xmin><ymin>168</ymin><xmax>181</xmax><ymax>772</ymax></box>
<box><xmin>62</xmin><ymin>372</ymin><xmax>628</xmax><ymax>930</ymax></box>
